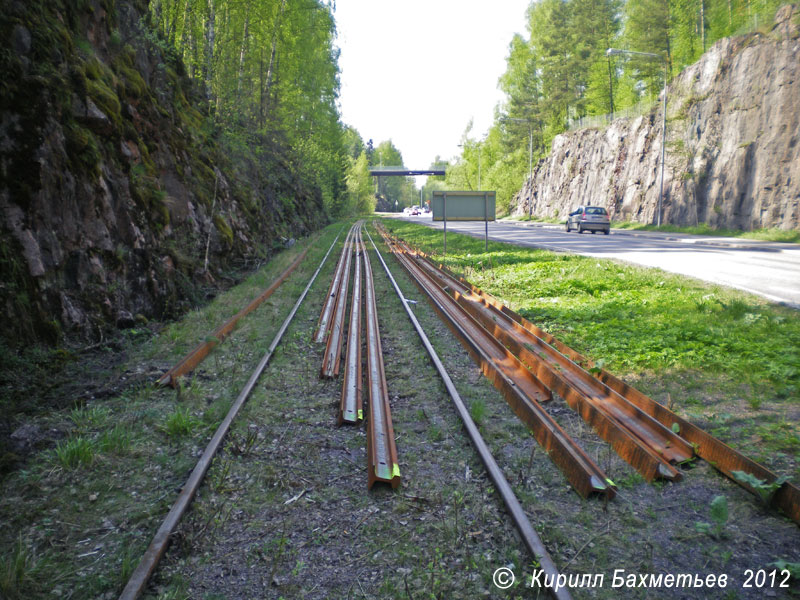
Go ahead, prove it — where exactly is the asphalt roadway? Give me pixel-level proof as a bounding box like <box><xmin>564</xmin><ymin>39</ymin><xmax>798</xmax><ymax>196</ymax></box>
<box><xmin>386</xmin><ymin>214</ymin><xmax>800</xmax><ymax>309</ymax></box>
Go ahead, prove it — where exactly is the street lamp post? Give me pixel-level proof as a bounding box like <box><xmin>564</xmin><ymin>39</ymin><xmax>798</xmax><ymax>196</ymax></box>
<box><xmin>606</xmin><ymin>48</ymin><xmax>667</xmax><ymax>227</ymax></box>
<box><xmin>501</xmin><ymin>117</ymin><xmax>535</xmax><ymax>219</ymax></box>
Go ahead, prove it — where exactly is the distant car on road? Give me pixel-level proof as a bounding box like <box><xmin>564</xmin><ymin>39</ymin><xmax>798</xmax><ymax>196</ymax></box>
<box><xmin>566</xmin><ymin>205</ymin><xmax>610</xmax><ymax>234</ymax></box>
<box><xmin>402</xmin><ymin>206</ymin><xmax>413</xmax><ymax>215</ymax></box>
<box><xmin>410</xmin><ymin>205</ymin><xmax>421</xmax><ymax>215</ymax></box>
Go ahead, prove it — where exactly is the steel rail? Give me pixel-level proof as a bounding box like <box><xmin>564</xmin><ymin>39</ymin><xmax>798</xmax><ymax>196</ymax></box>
<box><xmin>384</xmin><ymin>225</ymin><xmax>800</xmax><ymax>524</ymax></box>
<box><xmin>381</xmin><ymin>230</ymin><xmax>612</xmax><ymax>499</ymax></box>
<box><xmin>321</xmin><ymin>224</ymin><xmax>357</xmax><ymax>378</ymax></box>
<box><xmin>340</xmin><ymin>225</ymin><xmax>363</xmax><ymax>424</ymax></box>
<box><xmin>363</xmin><ymin>225</ymin><xmax>402</xmax><ymax>489</ymax></box>
<box><xmin>401</xmin><ymin>243</ymin><xmax>690</xmax><ymax>481</ymax></box>
<box><xmin>158</xmin><ymin>244</ymin><xmax>312</xmax><ymax>387</ymax></box>
<box><xmin>365</xmin><ymin>224</ymin><xmax>573</xmax><ymax>600</ymax></box>
<box><xmin>119</xmin><ymin>231</ymin><xmax>341</xmax><ymax>600</ymax></box>
<box><xmin>314</xmin><ymin>226</ymin><xmax>355</xmax><ymax>344</ymax></box>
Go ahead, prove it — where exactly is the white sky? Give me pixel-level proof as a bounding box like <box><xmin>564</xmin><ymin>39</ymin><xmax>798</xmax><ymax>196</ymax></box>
<box><xmin>334</xmin><ymin>0</ymin><xmax>531</xmax><ymax>185</ymax></box>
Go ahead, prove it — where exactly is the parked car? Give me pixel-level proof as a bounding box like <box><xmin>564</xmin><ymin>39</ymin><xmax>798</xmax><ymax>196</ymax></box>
<box><xmin>402</xmin><ymin>206</ymin><xmax>413</xmax><ymax>215</ymax></box>
<box><xmin>410</xmin><ymin>205</ymin><xmax>421</xmax><ymax>215</ymax></box>
<box><xmin>565</xmin><ymin>205</ymin><xmax>610</xmax><ymax>234</ymax></box>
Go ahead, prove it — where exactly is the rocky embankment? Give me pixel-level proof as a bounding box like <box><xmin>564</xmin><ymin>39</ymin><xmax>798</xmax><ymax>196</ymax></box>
<box><xmin>513</xmin><ymin>5</ymin><xmax>800</xmax><ymax>231</ymax></box>
<box><xmin>0</xmin><ymin>0</ymin><xmax>326</xmax><ymax>345</ymax></box>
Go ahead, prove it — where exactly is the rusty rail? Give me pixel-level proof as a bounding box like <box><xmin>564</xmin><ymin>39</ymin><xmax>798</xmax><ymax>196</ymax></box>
<box><xmin>314</xmin><ymin>227</ymin><xmax>354</xmax><ymax>344</ymax></box>
<box><xmin>365</xmin><ymin>224</ymin><xmax>573</xmax><ymax>600</ymax></box>
<box><xmin>157</xmin><ymin>243</ymin><xmax>312</xmax><ymax>387</ymax></box>
<box><xmin>381</xmin><ymin>229</ymin><xmax>613</xmax><ymax>499</ymax></box>
<box><xmin>363</xmin><ymin>224</ymin><xmax>401</xmax><ymax>489</ymax></box>
<box><xmin>321</xmin><ymin>224</ymin><xmax>357</xmax><ymax>378</ymax></box>
<box><xmin>400</xmin><ymin>241</ymin><xmax>690</xmax><ymax>482</ymax></box>
<box><xmin>340</xmin><ymin>227</ymin><xmax>363</xmax><ymax>424</ymax></box>
<box><xmin>382</xmin><ymin>224</ymin><xmax>800</xmax><ymax>525</ymax></box>
<box><xmin>120</xmin><ymin>231</ymin><xmax>341</xmax><ymax>600</ymax></box>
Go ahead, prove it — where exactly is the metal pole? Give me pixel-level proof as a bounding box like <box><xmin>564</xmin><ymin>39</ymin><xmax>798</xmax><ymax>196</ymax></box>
<box><xmin>658</xmin><ymin>63</ymin><xmax>666</xmax><ymax>228</ymax></box>
<box><xmin>528</xmin><ymin>125</ymin><xmax>533</xmax><ymax>220</ymax></box>
<box><xmin>484</xmin><ymin>192</ymin><xmax>488</xmax><ymax>252</ymax></box>
<box><xmin>443</xmin><ymin>192</ymin><xmax>447</xmax><ymax>256</ymax></box>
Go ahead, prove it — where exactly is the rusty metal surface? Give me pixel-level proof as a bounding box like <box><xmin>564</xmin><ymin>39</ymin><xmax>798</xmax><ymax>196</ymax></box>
<box><xmin>158</xmin><ymin>244</ymin><xmax>312</xmax><ymax>387</ymax></box>
<box><xmin>365</xmin><ymin>224</ymin><xmax>573</xmax><ymax>600</ymax></box>
<box><xmin>314</xmin><ymin>227</ymin><xmax>354</xmax><ymax>344</ymax></box>
<box><xmin>340</xmin><ymin>227</ymin><xmax>363</xmax><ymax>424</ymax></box>
<box><xmin>384</xmin><ymin>225</ymin><xmax>800</xmax><ymax>524</ymax></box>
<box><xmin>120</xmin><ymin>232</ymin><xmax>341</xmax><ymax>600</ymax></box>
<box><xmin>406</xmin><ymin>247</ymin><xmax>690</xmax><ymax>482</ymax></box>
<box><xmin>363</xmin><ymin>225</ymin><xmax>401</xmax><ymax>490</ymax></box>
<box><xmin>321</xmin><ymin>225</ymin><xmax>356</xmax><ymax>378</ymax></box>
<box><xmin>382</xmin><ymin>229</ymin><xmax>613</xmax><ymax>499</ymax></box>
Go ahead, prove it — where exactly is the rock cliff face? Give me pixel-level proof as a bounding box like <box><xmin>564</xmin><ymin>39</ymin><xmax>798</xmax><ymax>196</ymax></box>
<box><xmin>0</xmin><ymin>0</ymin><xmax>326</xmax><ymax>344</ymax></box>
<box><xmin>512</xmin><ymin>5</ymin><xmax>800</xmax><ymax>231</ymax></box>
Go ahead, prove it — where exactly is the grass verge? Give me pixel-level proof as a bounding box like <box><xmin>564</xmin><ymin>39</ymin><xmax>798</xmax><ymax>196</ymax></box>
<box><xmin>380</xmin><ymin>218</ymin><xmax>800</xmax><ymax>481</ymax></box>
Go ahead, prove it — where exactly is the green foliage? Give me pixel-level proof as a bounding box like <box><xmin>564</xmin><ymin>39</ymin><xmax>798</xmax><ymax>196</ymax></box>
<box><xmin>0</xmin><ymin>535</ymin><xmax>45</xmax><ymax>600</ymax></box>
<box><xmin>54</xmin><ymin>437</ymin><xmax>95</xmax><ymax>469</ymax></box>
<box><xmin>149</xmin><ymin>0</ymin><xmax>349</xmax><ymax>216</ymax></box>
<box><xmin>344</xmin><ymin>151</ymin><xmax>375</xmax><ymax>215</ymax></box>
<box><xmin>162</xmin><ymin>407</ymin><xmax>200</xmax><ymax>438</ymax></box>
<box><xmin>451</xmin><ymin>0</ymin><xmax>788</xmax><ymax>215</ymax></box>
<box><xmin>695</xmin><ymin>494</ymin><xmax>728</xmax><ymax>538</ymax></box>
<box><xmin>732</xmin><ymin>471</ymin><xmax>790</xmax><ymax>505</ymax></box>
<box><xmin>770</xmin><ymin>560</ymin><xmax>800</xmax><ymax>579</ymax></box>
<box><xmin>469</xmin><ymin>398</ymin><xmax>487</xmax><ymax>426</ymax></box>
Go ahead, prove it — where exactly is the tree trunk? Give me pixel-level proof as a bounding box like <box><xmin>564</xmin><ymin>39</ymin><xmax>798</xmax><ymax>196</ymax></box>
<box><xmin>205</xmin><ymin>0</ymin><xmax>216</xmax><ymax>109</ymax></box>
<box><xmin>262</xmin><ymin>0</ymin><xmax>287</xmax><ymax>123</ymax></box>
<box><xmin>237</xmin><ymin>9</ymin><xmax>250</xmax><ymax>96</ymax></box>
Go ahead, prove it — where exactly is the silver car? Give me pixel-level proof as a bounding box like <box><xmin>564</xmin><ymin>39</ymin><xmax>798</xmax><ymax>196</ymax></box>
<box><xmin>566</xmin><ymin>205</ymin><xmax>610</xmax><ymax>234</ymax></box>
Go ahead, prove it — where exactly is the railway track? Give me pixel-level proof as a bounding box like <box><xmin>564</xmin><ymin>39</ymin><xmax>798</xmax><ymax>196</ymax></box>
<box><xmin>119</xmin><ymin>231</ymin><xmax>342</xmax><ymax>600</ymax></box>
<box><xmin>117</xmin><ymin>220</ymin><xmax>797</xmax><ymax>599</ymax></box>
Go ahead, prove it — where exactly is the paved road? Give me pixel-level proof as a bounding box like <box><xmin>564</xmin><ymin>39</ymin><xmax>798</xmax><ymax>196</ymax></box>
<box><xmin>390</xmin><ymin>215</ymin><xmax>800</xmax><ymax>308</ymax></box>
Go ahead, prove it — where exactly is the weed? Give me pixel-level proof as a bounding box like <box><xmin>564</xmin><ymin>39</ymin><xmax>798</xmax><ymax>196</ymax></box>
<box><xmin>54</xmin><ymin>436</ymin><xmax>95</xmax><ymax>469</ymax></box>
<box><xmin>469</xmin><ymin>398</ymin><xmax>487</xmax><ymax>425</ymax></box>
<box><xmin>98</xmin><ymin>425</ymin><xmax>131</xmax><ymax>455</ymax></box>
<box><xmin>162</xmin><ymin>407</ymin><xmax>200</xmax><ymax>438</ymax></box>
<box><xmin>732</xmin><ymin>471</ymin><xmax>789</xmax><ymax>505</ymax></box>
<box><xmin>695</xmin><ymin>495</ymin><xmax>728</xmax><ymax>538</ymax></box>
<box><xmin>0</xmin><ymin>535</ymin><xmax>44</xmax><ymax>599</ymax></box>
<box><xmin>770</xmin><ymin>559</ymin><xmax>800</xmax><ymax>579</ymax></box>
<box><xmin>70</xmin><ymin>406</ymin><xmax>109</xmax><ymax>432</ymax></box>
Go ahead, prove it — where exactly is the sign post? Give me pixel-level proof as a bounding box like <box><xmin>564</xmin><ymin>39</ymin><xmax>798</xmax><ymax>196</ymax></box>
<box><xmin>432</xmin><ymin>191</ymin><xmax>496</xmax><ymax>255</ymax></box>
<box><xmin>443</xmin><ymin>192</ymin><xmax>447</xmax><ymax>255</ymax></box>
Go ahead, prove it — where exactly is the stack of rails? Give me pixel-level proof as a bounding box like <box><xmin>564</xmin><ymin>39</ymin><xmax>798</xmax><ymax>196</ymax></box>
<box><xmin>378</xmin><ymin>224</ymin><xmax>800</xmax><ymax>523</ymax></box>
<box><xmin>317</xmin><ymin>225</ymin><xmax>357</xmax><ymax>377</ymax></box>
<box><xmin>339</xmin><ymin>228</ymin><xmax>363</xmax><ymax>425</ymax></box>
<box><xmin>389</xmin><ymin>232</ymin><xmax>691</xmax><ymax>482</ymax></box>
<box><xmin>380</xmin><ymin>228</ymin><xmax>612</xmax><ymax>499</ymax></box>
<box><xmin>315</xmin><ymin>221</ymin><xmax>401</xmax><ymax>489</ymax></box>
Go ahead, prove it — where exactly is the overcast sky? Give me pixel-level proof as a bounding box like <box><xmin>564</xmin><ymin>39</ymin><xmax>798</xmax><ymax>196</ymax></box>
<box><xmin>334</xmin><ymin>0</ymin><xmax>531</xmax><ymax>184</ymax></box>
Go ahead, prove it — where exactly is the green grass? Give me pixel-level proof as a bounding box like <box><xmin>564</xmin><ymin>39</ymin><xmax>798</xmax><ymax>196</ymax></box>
<box><xmin>53</xmin><ymin>436</ymin><xmax>95</xmax><ymax>469</ymax></box>
<box><xmin>0</xmin><ymin>535</ymin><xmax>46</xmax><ymax>600</ymax></box>
<box><xmin>162</xmin><ymin>407</ymin><xmax>201</xmax><ymax>438</ymax></box>
<box><xmin>380</xmin><ymin>218</ymin><xmax>800</xmax><ymax>472</ymax></box>
<box><xmin>612</xmin><ymin>221</ymin><xmax>800</xmax><ymax>243</ymax></box>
